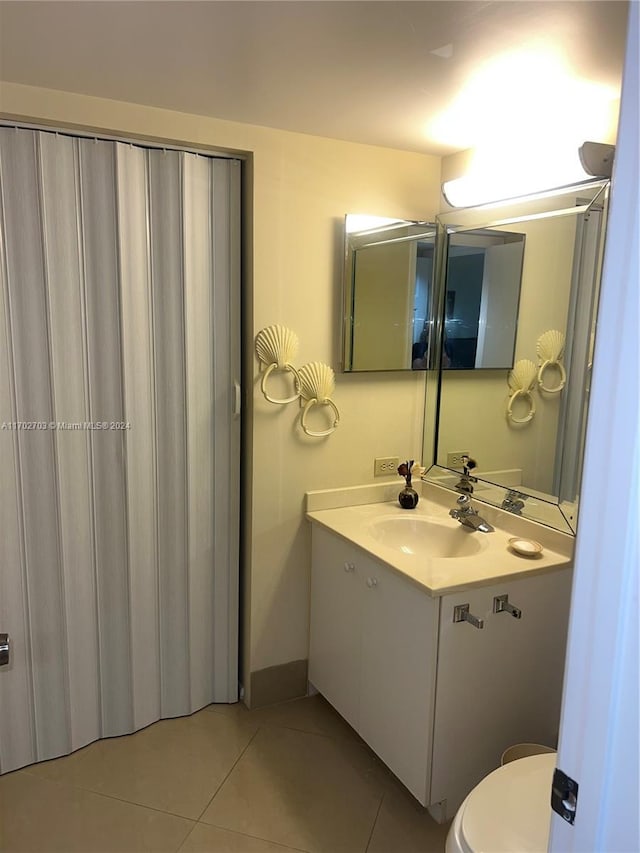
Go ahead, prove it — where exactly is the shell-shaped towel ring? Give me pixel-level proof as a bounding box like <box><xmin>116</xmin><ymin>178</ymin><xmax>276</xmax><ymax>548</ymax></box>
<box><xmin>536</xmin><ymin>329</ymin><xmax>566</xmax><ymax>393</ymax></box>
<box><xmin>298</xmin><ymin>362</ymin><xmax>340</xmax><ymax>437</ymax></box>
<box><xmin>507</xmin><ymin>359</ymin><xmax>537</xmax><ymax>424</ymax></box>
<box><xmin>255</xmin><ymin>325</ymin><xmax>301</xmax><ymax>405</ymax></box>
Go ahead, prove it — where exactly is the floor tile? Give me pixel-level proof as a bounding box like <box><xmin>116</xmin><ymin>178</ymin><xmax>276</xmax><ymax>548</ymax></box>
<box><xmin>201</xmin><ymin>725</ymin><xmax>388</xmax><ymax>853</ymax></box>
<box><xmin>179</xmin><ymin>823</ymin><xmax>307</xmax><ymax>853</ymax></box>
<box><xmin>26</xmin><ymin>709</ymin><xmax>258</xmax><ymax>819</ymax></box>
<box><xmin>206</xmin><ymin>695</ymin><xmax>360</xmax><ymax>743</ymax></box>
<box><xmin>366</xmin><ymin>782</ymin><xmax>451</xmax><ymax>853</ymax></box>
<box><xmin>0</xmin><ymin>770</ymin><xmax>193</xmax><ymax>853</ymax></box>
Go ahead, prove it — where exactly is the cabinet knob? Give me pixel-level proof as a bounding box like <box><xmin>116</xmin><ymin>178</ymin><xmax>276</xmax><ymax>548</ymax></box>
<box><xmin>366</xmin><ymin>577</ymin><xmax>378</xmax><ymax>588</ymax></box>
<box><xmin>344</xmin><ymin>562</ymin><xmax>355</xmax><ymax>573</ymax></box>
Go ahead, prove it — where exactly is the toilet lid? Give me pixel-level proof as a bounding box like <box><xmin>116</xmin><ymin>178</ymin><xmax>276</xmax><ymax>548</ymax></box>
<box><xmin>460</xmin><ymin>753</ymin><xmax>556</xmax><ymax>853</ymax></box>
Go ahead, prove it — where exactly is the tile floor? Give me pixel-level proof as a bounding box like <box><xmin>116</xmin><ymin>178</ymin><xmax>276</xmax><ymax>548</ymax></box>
<box><xmin>0</xmin><ymin>695</ymin><xmax>450</xmax><ymax>853</ymax></box>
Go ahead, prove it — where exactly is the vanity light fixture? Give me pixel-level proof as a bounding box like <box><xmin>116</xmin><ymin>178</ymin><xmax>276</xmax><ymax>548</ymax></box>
<box><xmin>578</xmin><ymin>141</ymin><xmax>616</xmax><ymax>178</ymax></box>
<box><xmin>441</xmin><ymin>141</ymin><xmax>615</xmax><ymax>208</ymax></box>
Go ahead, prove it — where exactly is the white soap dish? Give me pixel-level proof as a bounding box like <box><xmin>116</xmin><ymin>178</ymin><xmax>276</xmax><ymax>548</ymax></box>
<box><xmin>508</xmin><ymin>537</ymin><xmax>543</xmax><ymax>557</ymax></box>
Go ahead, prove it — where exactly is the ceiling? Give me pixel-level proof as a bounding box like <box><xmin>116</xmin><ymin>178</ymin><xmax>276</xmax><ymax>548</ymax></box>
<box><xmin>0</xmin><ymin>1</ymin><xmax>629</xmax><ymax>155</ymax></box>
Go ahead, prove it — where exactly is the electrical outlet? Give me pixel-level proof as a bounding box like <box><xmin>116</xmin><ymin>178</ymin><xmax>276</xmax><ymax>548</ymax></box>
<box><xmin>374</xmin><ymin>456</ymin><xmax>399</xmax><ymax>477</ymax></box>
<box><xmin>447</xmin><ymin>451</ymin><xmax>469</xmax><ymax>469</ymax></box>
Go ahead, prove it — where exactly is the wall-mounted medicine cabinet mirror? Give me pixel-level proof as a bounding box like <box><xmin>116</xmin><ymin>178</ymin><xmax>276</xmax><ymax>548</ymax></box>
<box><xmin>423</xmin><ymin>179</ymin><xmax>610</xmax><ymax>534</ymax></box>
<box><xmin>342</xmin><ymin>216</ymin><xmax>436</xmax><ymax>371</ymax></box>
<box><xmin>342</xmin><ymin>216</ymin><xmax>526</xmax><ymax>373</ymax></box>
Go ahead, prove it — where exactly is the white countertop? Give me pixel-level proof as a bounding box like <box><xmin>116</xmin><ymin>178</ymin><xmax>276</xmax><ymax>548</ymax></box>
<box><xmin>306</xmin><ymin>484</ymin><xmax>573</xmax><ymax>597</ymax></box>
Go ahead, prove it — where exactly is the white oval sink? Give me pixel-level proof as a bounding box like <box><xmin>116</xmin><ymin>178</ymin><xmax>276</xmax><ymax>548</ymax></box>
<box><xmin>368</xmin><ymin>515</ymin><xmax>483</xmax><ymax>558</ymax></box>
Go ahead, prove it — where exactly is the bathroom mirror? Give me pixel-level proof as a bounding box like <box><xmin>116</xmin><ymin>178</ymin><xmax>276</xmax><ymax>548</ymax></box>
<box><xmin>342</xmin><ymin>216</ymin><xmax>526</xmax><ymax>373</ymax></box>
<box><xmin>423</xmin><ymin>180</ymin><xmax>610</xmax><ymax>534</ymax></box>
<box><xmin>444</xmin><ymin>229</ymin><xmax>525</xmax><ymax>369</ymax></box>
<box><xmin>342</xmin><ymin>216</ymin><xmax>437</xmax><ymax>371</ymax></box>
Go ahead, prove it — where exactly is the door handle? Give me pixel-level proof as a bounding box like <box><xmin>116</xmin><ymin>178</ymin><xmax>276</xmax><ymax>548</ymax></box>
<box><xmin>493</xmin><ymin>594</ymin><xmax>522</xmax><ymax>619</ymax></box>
<box><xmin>453</xmin><ymin>604</ymin><xmax>484</xmax><ymax>629</ymax></box>
<box><xmin>0</xmin><ymin>633</ymin><xmax>9</xmax><ymax>666</ymax></box>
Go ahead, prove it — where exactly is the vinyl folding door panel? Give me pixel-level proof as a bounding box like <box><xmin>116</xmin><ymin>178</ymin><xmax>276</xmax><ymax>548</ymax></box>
<box><xmin>0</xmin><ymin>127</ymin><xmax>240</xmax><ymax>774</ymax></box>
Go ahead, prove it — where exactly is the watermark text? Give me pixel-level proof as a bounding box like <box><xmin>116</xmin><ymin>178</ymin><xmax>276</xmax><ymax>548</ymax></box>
<box><xmin>2</xmin><ymin>421</ymin><xmax>131</xmax><ymax>431</ymax></box>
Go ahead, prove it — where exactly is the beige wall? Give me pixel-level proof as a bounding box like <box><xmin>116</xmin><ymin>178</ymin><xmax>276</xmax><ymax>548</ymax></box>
<box><xmin>0</xmin><ymin>82</ymin><xmax>442</xmax><ymax>700</ymax></box>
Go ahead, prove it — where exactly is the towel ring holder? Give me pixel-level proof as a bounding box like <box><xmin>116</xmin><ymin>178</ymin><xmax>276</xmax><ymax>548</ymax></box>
<box><xmin>507</xmin><ymin>389</ymin><xmax>536</xmax><ymax>424</ymax></box>
<box><xmin>255</xmin><ymin>325</ymin><xmax>301</xmax><ymax>405</ymax></box>
<box><xmin>301</xmin><ymin>397</ymin><xmax>340</xmax><ymax>437</ymax></box>
<box><xmin>260</xmin><ymin>362</ymin><xmax>301</xmax><ymax>405</ymax></box>
<box><xmin>298</xmin><ymin>361</ymin><xmax>340</xmax><ymax>437</ymax></box>
<box><xmin>537</xmin><ymin>360</ymin><xmax>566</xmax><ymax>393</ymax></box>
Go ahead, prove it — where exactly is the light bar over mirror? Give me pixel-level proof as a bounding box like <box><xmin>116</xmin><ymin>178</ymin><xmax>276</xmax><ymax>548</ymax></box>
<box><xmin>442</xmin><ymin>142</ymin><xmax>615</xmax><ymax>209</ymax></box>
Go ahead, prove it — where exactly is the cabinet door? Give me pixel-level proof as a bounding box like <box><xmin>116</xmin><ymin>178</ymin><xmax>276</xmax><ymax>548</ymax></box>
<box><xmin>359</xmin><ymin>555</ymin><xmax>438</xmax><ymax>805</ymax></box>
<box><xmin>429</xmin><ymin>568</ymin><xmax>572</xmax><ymax>818</ymax></box>
<box><xmin>309</xmin><ymin>526</ymin><xmax>363</xmax><ymax>730</ymax></box>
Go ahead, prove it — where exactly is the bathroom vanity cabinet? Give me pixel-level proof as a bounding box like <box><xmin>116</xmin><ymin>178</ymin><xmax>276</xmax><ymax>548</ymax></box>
<box><xmin>308</xmin><ymin>523</ymin><xmax>572</xmax><ymax>821</ymax></box>
<box><xmin>309</xmin><ymin>526</ymin><xmax>439</xmax><ymax>801</ymax></box>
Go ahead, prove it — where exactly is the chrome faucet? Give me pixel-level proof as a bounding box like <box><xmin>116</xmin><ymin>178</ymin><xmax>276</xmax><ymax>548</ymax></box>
<box><xmin>449</xmin><ymin>494</ymin><xmax>494</xmax><ymax>533</ymax></box>
<box><xmin>454</xmin><ymin>455</ymin><xmax>478</xmax><ymax>495</ymax></box>
<box><xmin>501</xmin><ymin>489</ymin><xmax>527</xmax><ymax>515</ymax></box>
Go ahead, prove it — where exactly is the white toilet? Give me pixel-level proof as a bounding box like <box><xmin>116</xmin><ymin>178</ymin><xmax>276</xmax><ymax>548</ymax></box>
<box><xmin>445</xmin><ymin>752</ymin><xmax>557</xmax><ymax>852</ymax></box>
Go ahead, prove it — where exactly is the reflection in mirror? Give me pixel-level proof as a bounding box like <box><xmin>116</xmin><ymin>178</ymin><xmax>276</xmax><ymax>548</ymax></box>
<box><xmin>424</xmin><ymin>180</ymin><xmax>610</xmax><ymax>533</ymax></box>
<box><xmin>342</xmin><ymin>216</ymin><xmax>436</xmax><ymax>371</ymax></box>
<box><xmin>426</xmin><ymin>466</ymin><xmax>576</xmax><ymax>534</ymax></box>
<box><xmin>445</xmin><ymin>230</ymin><xmax>524</xmax><ymax>369</ymax></box>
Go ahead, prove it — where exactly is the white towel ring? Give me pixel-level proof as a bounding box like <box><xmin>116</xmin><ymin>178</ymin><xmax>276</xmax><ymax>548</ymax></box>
<box><xmin>298</xmin><ymin>361</ymin><xmax>340</xmax><ymax>437</ymax></box>
<box><xmin>507</xmin><ymin>389</ymin><xmax>536</xmax><ymax>424</ymax></box>
<box><xmin>301</xmin><ymin>397</ymin><xmax>340</xmax><ymax>437</ymax></box>
<box><xmin>255</xmin><ymin>324</ymin><xmax>301</xmax><ymax>405</ymax></box>
<box><xmin>537</xmin><ymin>359</ymin><xmax>566</xmax><ymax>393</ymax></box>
<box><xmin>260</xmin><ymin>362</ymin><xmax>301</xmax><ymax>405</ymax></box>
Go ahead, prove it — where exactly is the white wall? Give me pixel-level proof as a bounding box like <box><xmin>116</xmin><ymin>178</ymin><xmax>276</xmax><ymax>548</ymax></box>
<box><xmin>0</xmin><ymin>82</ymin><xmax>442</xmax><ymax>699</ymax></box>
<box><xmin>550</xmin><ymin>3</ymin><xmax>638</xmax><ymax>846</ymax></box>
